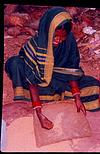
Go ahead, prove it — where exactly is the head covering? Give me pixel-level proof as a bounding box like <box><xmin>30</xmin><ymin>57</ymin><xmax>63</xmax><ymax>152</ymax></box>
<box><xmin>37</xmin><ymin>7</ymin><xmax>72</xmax><ymax>48</ymax></box>
<box><xmin>19</xmin><ymin>7</ymin><xmax>82</xmax><ymax>87</ymax></box>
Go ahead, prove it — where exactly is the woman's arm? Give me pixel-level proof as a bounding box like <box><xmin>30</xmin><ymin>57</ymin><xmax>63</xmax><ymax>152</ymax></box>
<box><xmin>29</xmin><ymin>84</ymin><xmax>54</xmax><ymax>129</ymax></box>
<box><xmin>69</xmin><ymin>80</ymin><xmax>86</xmax><ymax>116</ymax></box>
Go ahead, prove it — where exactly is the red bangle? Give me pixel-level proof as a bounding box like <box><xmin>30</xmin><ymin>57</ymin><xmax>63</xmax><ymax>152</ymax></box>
<box><xmin>71</xmin><ymin>87</ymin><xmax>80</xmax><ymax>95</ymax></box>
<box><xmin>32</xmin><ymin>101</ymin><xmax>42</xmax><ymax>107</ymax></box>
<box><xmin>69</xmin><ymin>81</ymin><xmax>80</xmax><ymax>95</ymax></box>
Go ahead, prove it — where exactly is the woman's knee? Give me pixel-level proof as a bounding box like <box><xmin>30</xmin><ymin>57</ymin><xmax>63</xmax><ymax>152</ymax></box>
<box><xmin>5</xmin><ymin>56</ymin><xmax>24</xmax><ymax>74</ymax></box>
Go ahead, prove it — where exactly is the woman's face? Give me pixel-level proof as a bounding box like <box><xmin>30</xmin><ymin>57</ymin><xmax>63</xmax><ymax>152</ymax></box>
<box><xmin>53</xmin><ymin>28</ymin><xmax>67</xmax><ymax>47</ymax></box>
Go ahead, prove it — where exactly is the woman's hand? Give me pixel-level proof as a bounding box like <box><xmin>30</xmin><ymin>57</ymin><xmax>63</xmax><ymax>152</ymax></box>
<box><xmin>74</xmin><ymin>94</ymin><xmax>86</xmax><ymax>116</ymax></box>
<box><xmin>36</xmin><ymin>107</ymin><xmax>54</xmax><ymax>130</ymax></box>
<box><xmin>69</xmin><ymin>80</ymin><xmax>86</xmax><ymax>116</ymax></box>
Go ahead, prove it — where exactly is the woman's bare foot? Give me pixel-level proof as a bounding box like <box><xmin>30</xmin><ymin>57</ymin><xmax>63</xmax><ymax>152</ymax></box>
<box><xmin>36</xmin><ymin>107</ymin><xmax>54</xmax><ymax>130</ymax></box>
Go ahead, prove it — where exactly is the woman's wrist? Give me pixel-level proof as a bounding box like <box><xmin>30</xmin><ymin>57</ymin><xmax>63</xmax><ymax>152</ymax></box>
<box><xmin>74</xmin><ymin>93</ymin><xmax>80</xmax><ymax>99</ymax></box>
<box><xmin>33</xmin><ymin>106</ymin><xmax>42</xmax><ymax>110</ymax></box>
<box><xmin>69</xmin><ymin>80</ymin><xmax>80</xmax><ymax>96</ymax></box>
<box><xmin>74</xmin><ymin>94</ymin><xmax>82</xmax><ymax>106</ymax></box>
<box><xmin>32</xmin><ymin>101</ymin><xmax>42</xmax><ymax>108</ymax></box>
<box><xmin>35</xmin><ymin>106</ymin><xmax>42</xmax><ymax>115</ymax></box>
<box><xmin>73</xmin><ymin>92</ymin><xmax>80</xmax><ymax>97</ymax></box>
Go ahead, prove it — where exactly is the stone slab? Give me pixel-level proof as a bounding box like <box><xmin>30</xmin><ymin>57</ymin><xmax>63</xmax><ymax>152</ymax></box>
<box><xmin>33</xmin><ymin>101</ymin><xmax>92</xmax><ymax>147</ymax></box>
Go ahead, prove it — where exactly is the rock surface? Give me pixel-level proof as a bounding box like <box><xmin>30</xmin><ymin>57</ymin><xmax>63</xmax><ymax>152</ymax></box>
<box><xmin>2</xmin><ymin>101</ymin><xmax>100</xmax><ymax>152</ymax></box>
<box><xmin>33</xmin><ymin>101</ymin><xmax>91</xmax><ymax>147</ymax></box>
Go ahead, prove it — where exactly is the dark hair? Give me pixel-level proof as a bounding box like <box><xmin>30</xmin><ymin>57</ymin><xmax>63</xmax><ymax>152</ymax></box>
<box><xmin>57</xmin><ymin>19</ymin><xmax>72</xmax><ymax>33</ymax></box>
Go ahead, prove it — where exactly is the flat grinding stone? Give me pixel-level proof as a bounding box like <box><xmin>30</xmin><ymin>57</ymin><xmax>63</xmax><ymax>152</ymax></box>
<box><xmin>33</xmin><ymin>101</ymin><xmax>92</xmax><ymax>147</ymax></box>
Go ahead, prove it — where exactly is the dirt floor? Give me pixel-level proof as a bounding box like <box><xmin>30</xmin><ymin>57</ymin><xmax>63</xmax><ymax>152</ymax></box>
<box><xmin>1</xmin><ymin>5</ymin><xmax>100</xmax><ymax>152</ymax></box>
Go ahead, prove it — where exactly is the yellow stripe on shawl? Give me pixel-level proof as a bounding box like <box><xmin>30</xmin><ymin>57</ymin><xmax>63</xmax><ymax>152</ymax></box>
<box><xmin>28</xmin><ymin>41</ymin><xmax>47</xmax><ymax>57</ymax></box>
<box><xmin>53</xmin><ymin>67</ymin><xmax>83</xmax><ymax>76</ymax></box>
<box><xmin>24</xmin><ymin>47</ymin><xmax>41</xmax><ymax>74</ymax></box>
<box><xmin>36</xmin><ymin>52</ymin><xmax>47</xmax><ymax>57</ymax></box>
<box><xmin>32</xmin><ymin>38</ymin><xmax>37</xmax><ymax>46</ymax></box>
<box><xmin>24</xmin><ymin>59</ymin><xmax>33</xmax><ymax>70</ymax></box>
<box><xmin>53</xmin><ymin>69</ymin><xmax>82</xmax><ymax>76</ymax></box>
<box><xmin>38</xmin><ymin>61</ymin><xmax>45</xmax><ymax>65</ymax></box>
<box><xmin>65</xmin><ymin>91</ymin><xmax>72</xmax><ymax>97</ymax></box>
<box><xmin>37</xmin><ymin>47</ymin><xmax>47</xmax><ymax>51</ymax></box>
<box><xmin>39</xmin><ymin>94</ymin><xmax>61</xmax><ymax>101</ymax></box>
<box><xmin>26</xmin><ymin>77</ymin><xmax>32</xmax><ymax>84</ymax></box>
<box><xmin>24</xmin><ymin>56</ymin><xmax>45</xmax><ymax>79</ymax></box>
<box><xmin>27</xmin><ymin>41</ymin><xmax>37</xmax><ymax>55</ymax></box>
<box><xmin>80</xmin><ymin>86</ymin><xmax>99</xmax><ymax>97</ymax></box>
<box><xmin>25</xmin><ymin>43</ymin><xmax>46</xmax><ymax>65</ymax></box>
<box><xmin>14</xmin><ymin>87</ymin><xmax>31</xmax><ymax>99</ymax></box>
<box><xmin>24</xmin><ymin>47</ymin><xmax>37</xmax><ymax>66</ymax></box>
<box><xmin>83</xmin><ymin>99</ymin><xmax>100</xmax><ymax>110</ymax></box>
